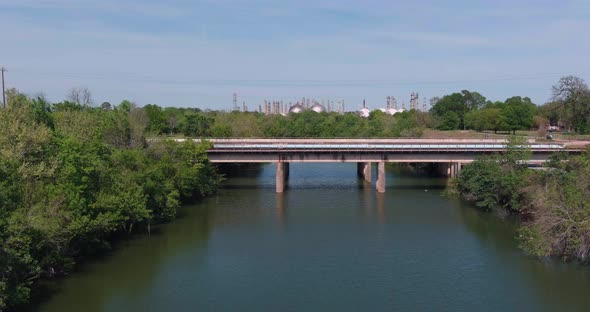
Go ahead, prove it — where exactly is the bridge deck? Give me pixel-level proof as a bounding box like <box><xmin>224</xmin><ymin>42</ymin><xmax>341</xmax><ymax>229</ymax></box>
<box><xmin>210</xmin><ymin>143</ymin><xmax>565</xmax><ymax>153</ymax></box>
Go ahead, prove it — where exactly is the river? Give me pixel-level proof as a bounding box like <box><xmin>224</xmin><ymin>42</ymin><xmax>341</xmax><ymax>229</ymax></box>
<box><xmin>33</xmin><ymin>163</ymin><xmax>590</xmax><ymax>311</ymax></box>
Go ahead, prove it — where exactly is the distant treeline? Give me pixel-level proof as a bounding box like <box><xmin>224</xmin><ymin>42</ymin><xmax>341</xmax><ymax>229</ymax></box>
<box><xmin>427</xmin><ymin>76</ymin><xmax>590</xmax><ymax>134</ymax></box>
<box><xmin>106</xmin><ymin>76</ymin><xmax>590</xmax><ymax>138</ymax></box>
<box><xmin>0</xmin><ymin>90</ymin><xmax>221</xmax><ymax>310</ymax></box>
<box><xmin>453</xmin><ymin>137</ymin><xmax>590</xmax><ymax>263</ymax></box>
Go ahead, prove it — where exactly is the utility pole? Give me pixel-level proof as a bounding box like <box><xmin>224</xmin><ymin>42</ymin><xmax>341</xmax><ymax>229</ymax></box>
<box><xmin>1</xmin><ymin>67</ymin><xmax>6</xmax><ymax>109</ymax></box>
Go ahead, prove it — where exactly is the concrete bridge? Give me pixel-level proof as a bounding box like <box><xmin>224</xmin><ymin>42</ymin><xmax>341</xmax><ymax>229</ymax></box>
<box><xmin>204</xmin><ymin>138</ymin><xmax>581</xmax><ymax>193</ymax></box>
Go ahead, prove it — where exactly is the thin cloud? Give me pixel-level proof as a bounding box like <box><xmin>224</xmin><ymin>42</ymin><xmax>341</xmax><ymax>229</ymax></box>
<box><xmin>388</xmin><ymin>31</ymin><xmax>497</xmax><ymax>47</ymax></box>
<box><xmin>0</xmin><ymin>0</ymin><xmax>186</xmax><ymax>18</ymax></box>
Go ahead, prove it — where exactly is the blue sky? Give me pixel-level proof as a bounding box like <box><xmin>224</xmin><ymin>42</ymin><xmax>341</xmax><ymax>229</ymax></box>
<box><xmin>1</xmin><ymin>0</ymin><xmax>589</xmax><ymax>110</ymax></box>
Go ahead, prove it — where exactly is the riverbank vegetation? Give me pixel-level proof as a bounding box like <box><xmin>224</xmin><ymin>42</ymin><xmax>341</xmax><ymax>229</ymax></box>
<box><xmin>0</xmin><ymin>91</ymin><xmax>221</xmax><ymax>310</ymax></box>
<box><xmin>453</xmin><ymin>137</ymin><xmax>590</xmax><ymax>262</ymax></box>
<box><xmin>453</xmin><ymin>76</ymin><xmax>590</xmax><ymax>262</ymax></box>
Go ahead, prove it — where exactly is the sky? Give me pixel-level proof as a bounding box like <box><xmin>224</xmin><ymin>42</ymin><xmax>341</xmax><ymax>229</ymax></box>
<box><xmin>1</xmin><ymin>0</ymin><xmax>590</xmax><ymax>110</ymax></box>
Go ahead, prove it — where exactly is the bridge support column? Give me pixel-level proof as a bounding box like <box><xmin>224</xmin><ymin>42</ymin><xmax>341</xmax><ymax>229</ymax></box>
<box><xmin>276</xmin><ymin>162</ymin><xmax>286</xmax><ymax>193</ymax></box>
<box><xmin>358</xmin><ymin>162</ymin><xmax>372</xmax><ymax>183</ymax></box>
<box><xmin>448</xmin><ymin>162</ymin><xmax>462</xmax><ymax>178</ymax></box>
<box><xmin>376</xmin><ymin>161</ymin><xmax>386</xmax><ymax>193</ymax></box>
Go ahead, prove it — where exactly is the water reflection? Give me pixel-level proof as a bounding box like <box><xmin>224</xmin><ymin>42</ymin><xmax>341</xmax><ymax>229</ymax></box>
<box><xmin>376</xmin><ymin>192</ymin><xmax>385</xmax><ymax>223</ymax></box>
<box><xmin>275</xmin><ymin>193</ymin><xmax>286</xmax><ymax>227</ymax></box>
<box><xmin>34</xmin><ymin>163</ymin><xmax>590</xmax><ymax>312</ymax></box>
<box><xmin>453</xmin><ymin>198</ymin><xmax>590</xmax><ymax>311</ymax></box>
<box><xmin>33</xmin><ymin>205</ymin><xmax>213</xmax><ymax>312</ymax></box>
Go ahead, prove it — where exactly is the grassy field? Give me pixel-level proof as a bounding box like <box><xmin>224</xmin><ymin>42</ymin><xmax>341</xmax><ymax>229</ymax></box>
<box><xmin>421</xmin><ymin>129</ymin><xmax>539</xmax><ymax>139</ymax></box>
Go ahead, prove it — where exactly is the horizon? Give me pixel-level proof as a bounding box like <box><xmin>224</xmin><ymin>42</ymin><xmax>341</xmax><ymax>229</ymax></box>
<box><xmin>2</xmin><ymin>0</ymin><xmax>589</xmax><ymax>109</ymax></box>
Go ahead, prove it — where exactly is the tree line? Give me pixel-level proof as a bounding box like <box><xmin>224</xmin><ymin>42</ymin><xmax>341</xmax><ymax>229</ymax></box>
<box><xmin>111</xmin><ymin>76</ymin><xmax>590</xmax><ymax>138</ymax></box>
<box><xmin>430</xmin><ymin>76</ymin><xmax>590</xmax><ymax>134</ymax></box>
<box><xmin>0</xmin><ymin>90</ymin><xmax>221</xmax><ymax>310</ymax></box>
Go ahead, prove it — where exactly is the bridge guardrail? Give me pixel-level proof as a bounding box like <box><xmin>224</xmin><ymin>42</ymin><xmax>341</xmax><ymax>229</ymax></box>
<box><xmin>209</xmin><ymin>143</ymin><xmax>567</xmax><ymax>152</ymax></box>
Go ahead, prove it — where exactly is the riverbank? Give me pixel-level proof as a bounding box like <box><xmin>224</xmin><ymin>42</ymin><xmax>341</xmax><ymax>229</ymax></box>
<box><xmin>1</xmin><ymin>138</ymin><xmax>222</xmax><ymax>311</ymax></box>
<box><xmin>0</xmin><ymin>101</ymin><xmax>222</xmax><ymax>311</ymax></box>
<box><xmin>451</xmin><ymin>138</ymin><xmax>590</xmax><ymax>263</ymax></box>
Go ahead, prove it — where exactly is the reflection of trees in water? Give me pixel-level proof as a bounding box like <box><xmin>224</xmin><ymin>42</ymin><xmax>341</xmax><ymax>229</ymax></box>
<box><xmin>453</xmin><ymin>198</ymin><xmax>590</xmax><ymax>310</ymax></box>
<box><xmin>34</xmin><ymin>205</ymin><xmax>214</xmax><ymax>312</ymax></box>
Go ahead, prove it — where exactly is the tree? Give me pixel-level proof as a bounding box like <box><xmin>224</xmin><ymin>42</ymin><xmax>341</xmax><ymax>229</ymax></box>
<box><xmin>53</xmin><ymin>110</ymin><xmax>102</xmax><ymax>143</ymax></box>
<box><xmin>538</xmin><ymin>102</ymin><xmax>561</xmax><ymax>127</ymax></box>
<box><xmin>462</xmin><ymin>90</ymin><xmax>487</xmax><ymax>111</ymax></box>
<box><xmin>128</xmin><ymin>107</ymin><xmax>148</xmax><ymax>148</ymax></box>
<box><xmin>438</xmin><ymin>111</ymin><xmax>461</xmax><ymax>130</ymax></box>
<box><xmin>180</xmin><ymin>113</ymin><xmax>213</xmax><ymax>137</ymax></box>
<box><xmin>143</xmin><ymin>104</ymin><xmax>168</xmax><ymax>135</ymax></box>
<box><xmin>465</xmin><ymin>108</ymin><xmax>503</xmax><ymax>132</ymax></box>
<box><xmin>430</xmin><ymin>91</ymin><xmax>486</xmax><ymax>130</ymax></box>
<box><xmin>30</xmin><ymin>96</ymin><xmax>54</xmax><ymax>129</ymax></box>
<box><xmin>551</xmin><ymin>76</ymin><xmax>590</xmax><ymax>133</ymax></box>
<box><xmin>117</xmin><ymin>100</ymin><xmax>135</xmax><ymax>113</ymax></box>
<box><xmin>67</xmin><ymin>87</ymin><xmax>93</xmax><ymax>107</ymax></box>
<box><xmin>502</xmin><ymin>96</ymin><xmax>535</xmax><ymax>134</ymax></box>
<box><xmin>484</xmin><ymin>108</ymin><xmax>504</xmax><ymax>133</ymax></box>
<box><xmin>101</xmin><ymin>102</ymin><xmax>112</xmax><ymax>111</ymax></box>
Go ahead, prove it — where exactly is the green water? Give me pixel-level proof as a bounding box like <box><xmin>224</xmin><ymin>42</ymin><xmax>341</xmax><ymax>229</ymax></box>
<box><xmin>34</xmin><ymin>163</ymin><xmax>590</xmax><ymax>311</ymax></box>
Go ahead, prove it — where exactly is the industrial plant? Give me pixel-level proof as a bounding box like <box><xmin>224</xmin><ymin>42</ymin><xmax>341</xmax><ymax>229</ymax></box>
<box><xmin>230</xmin><ymin>93</ymin><xmax>430</xmax><ymax>116</ymax></box>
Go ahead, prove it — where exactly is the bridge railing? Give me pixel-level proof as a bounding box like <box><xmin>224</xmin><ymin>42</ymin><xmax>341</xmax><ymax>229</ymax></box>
<box><xmin>208</xmin><ymin>143</ymin><xmax>567</xmax><ymax>152</ymax></box>
<box><xmin>199</xmin><ymin>137</ymin><xmax>535</xmax><ymax>144</ymax></box>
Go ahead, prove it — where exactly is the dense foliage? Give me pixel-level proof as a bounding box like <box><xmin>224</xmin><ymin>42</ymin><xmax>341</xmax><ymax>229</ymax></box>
<box><xmin>430</xmin><ymin>90</ymin><xmax>538</xmax><ymax>134</ymax></box>
<box><xmin>542</xmin><ymin>76</ymin><xmax>590</xmax><ymax>134</ymax></box>
<box><xmin>455</xmin><ymin>137</ymin><xmax>590</xmax><ymax>262</ymax></box>
<box><xmin>142</xmin><ymin>107</ymin><xmax>435</xmax><ymax>138</ymax></box>
<box><xmin>0</xmin><ymin>91</ymin><xmax>221</xmax><ymax>310</ymax></box>
<box><xmin>88</xmin><ymin>76</ymin><xmax>589</xmax><ymax>139</ymax></box>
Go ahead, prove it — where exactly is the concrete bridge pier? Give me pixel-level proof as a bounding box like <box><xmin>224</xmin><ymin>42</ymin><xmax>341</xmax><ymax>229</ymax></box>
<box><xmin>376</xmin><ymin>161</ymin><xmax>386</xmax><ymax>193</ymax></box>
<box><xmin>276</xmin><ymin>162</ymin><xmax>289</xmax><ymax>193</ymax></box>
<box><xmin>357</xmin><ymin>162</ymin><xmax>372</xmax><ymax>183</ymax></box>
<box><xmin>449</xmin><ymin>162</ymin><xmax>462</xmax><ymax>178</ymax></box>
<box><xmin>454</xmin><ymin>162</ymin><xmax>462</xmax><ymax>178</ymax></box>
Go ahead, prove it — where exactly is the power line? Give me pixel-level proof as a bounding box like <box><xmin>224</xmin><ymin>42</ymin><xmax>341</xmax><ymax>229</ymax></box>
<box><xmin>6</xmin><ymin>68</ymin><xmax>587</xmax><ymax>88</ymax></box>
<box><xmin>1</xmin><ymin>67</ymin><xmax>6</xmax><ymax>109</ymax></box>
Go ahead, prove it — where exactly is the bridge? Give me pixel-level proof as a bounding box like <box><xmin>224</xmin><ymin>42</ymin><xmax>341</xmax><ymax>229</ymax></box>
<box><xmin>203</xmin><ymin>138</ymin><xmax>581</xmax><ymax>193</ymax></box>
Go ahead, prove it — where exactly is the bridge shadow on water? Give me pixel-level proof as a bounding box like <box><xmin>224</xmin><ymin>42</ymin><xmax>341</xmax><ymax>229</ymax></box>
<box><xmin>218</xmin><ymin>162</ymin><xmax>448</xmax><ymax>192</ymax></box>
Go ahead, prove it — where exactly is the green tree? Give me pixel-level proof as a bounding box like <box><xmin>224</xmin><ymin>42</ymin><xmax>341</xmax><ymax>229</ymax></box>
<box><xmin>439</xmin><ymin>111</ymin><xmax>461</xmax><ymax>130</ymax></box>
<box><xmin>144</xmin><ymin>104</ymin><xmax>168</xmax><ymax>135</ymax></box>
<box><xmin>430</xmin><ymin>90</ymin><xmax>487</xmax><ymax>130</ymax></box>
<box><xmin>180</xmin><ymin>113</ymin><xmax>213</xmax><ymax>137</ymax></box>
<box><xmin>502</xmin><ymin>96</ymin><xmax>535</xmax><ymax>134</ymax></box>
